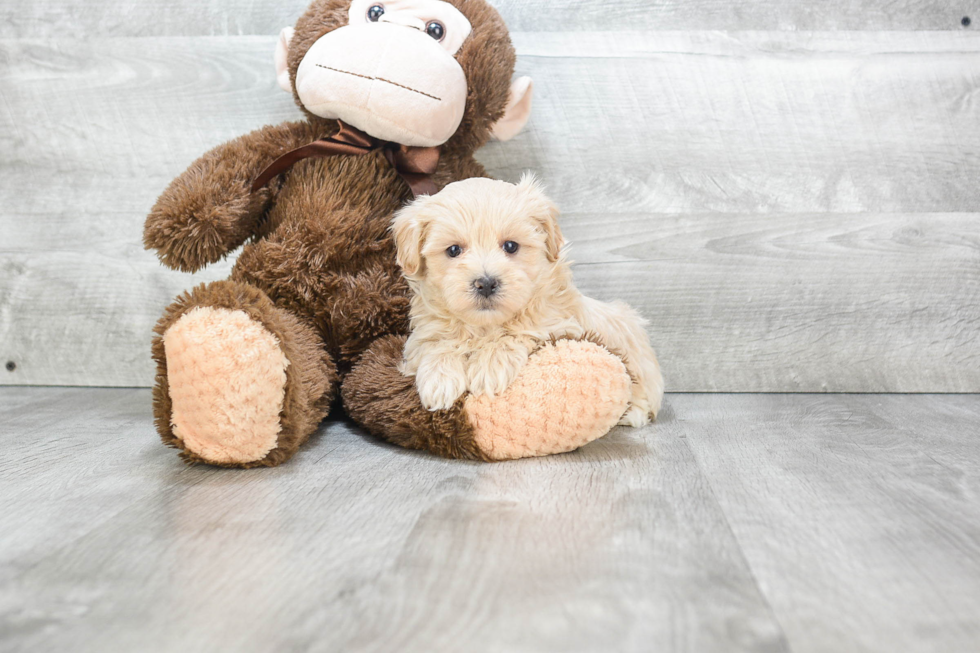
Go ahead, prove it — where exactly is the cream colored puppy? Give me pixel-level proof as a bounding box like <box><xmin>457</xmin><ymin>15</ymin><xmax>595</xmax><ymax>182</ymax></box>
<box><xmin>391</xmin><ymin>175</ymin><xmax>664</xmax><ymax>426</ymax></box>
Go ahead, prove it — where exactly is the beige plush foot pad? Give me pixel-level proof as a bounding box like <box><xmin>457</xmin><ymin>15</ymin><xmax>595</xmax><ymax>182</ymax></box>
<box><xmin>163</xmin><ymin>307</ymin><xmax>289</xmax><ymax>465</ymax></box>
<box><xmin>465</xmin><ymin>340</ymin><xmax>631</xmax><ymax>460</ymax></box>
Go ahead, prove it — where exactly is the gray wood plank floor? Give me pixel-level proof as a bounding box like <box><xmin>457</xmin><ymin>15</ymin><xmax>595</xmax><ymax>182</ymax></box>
<box><xmin>1</xmin><ymin>388</ymin><xmax>978</xmax><ymax>652</ymax></box>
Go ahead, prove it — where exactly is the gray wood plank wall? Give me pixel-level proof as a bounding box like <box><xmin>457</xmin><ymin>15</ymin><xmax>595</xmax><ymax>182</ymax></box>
<box><xmin>1</xmin><ymin>2</ymin><xmax>978</xmax><ymax>390</ymax></box>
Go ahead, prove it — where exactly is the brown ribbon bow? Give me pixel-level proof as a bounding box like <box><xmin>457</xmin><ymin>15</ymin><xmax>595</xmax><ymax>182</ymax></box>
<box><xmin>250</xmin><ymin>120</ymin><xmax>440</xmax><ymax>198</ymax></box>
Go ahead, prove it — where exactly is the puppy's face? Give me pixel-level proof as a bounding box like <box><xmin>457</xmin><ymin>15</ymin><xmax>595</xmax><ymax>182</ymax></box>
<box><xmin>392</xmin><ymin>175</ymin><xmax>564</xmax><ymax>327</ymax></box>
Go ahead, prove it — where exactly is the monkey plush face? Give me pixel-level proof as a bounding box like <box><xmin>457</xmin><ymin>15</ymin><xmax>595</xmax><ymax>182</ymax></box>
<box><xmin>277</xmin><ymin>0</ymin><xmax>532</xmax><ymax>149</ymax></box>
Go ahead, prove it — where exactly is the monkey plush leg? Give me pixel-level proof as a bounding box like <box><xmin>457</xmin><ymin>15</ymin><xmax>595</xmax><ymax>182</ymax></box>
<box><xmin>152</xmin><ymin>281</ymin><xmax>337</xmax><ymax>468</ymax></box>
<box><xmin>342</xmin><ymin>336</ymin><xmax>632</xmax><ymax>461</ymax></box>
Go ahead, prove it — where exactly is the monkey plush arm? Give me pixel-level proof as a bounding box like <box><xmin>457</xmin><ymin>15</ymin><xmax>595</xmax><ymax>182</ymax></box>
<box><xmin>143</xmin><ymin>120</ymin><xmax>330</xmax><ymax>272</ymax></box>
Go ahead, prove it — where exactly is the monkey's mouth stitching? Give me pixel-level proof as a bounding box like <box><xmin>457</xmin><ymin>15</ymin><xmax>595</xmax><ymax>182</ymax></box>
<box><xmin>316</xmin><ymin>65</ymin><xmax>442</xmax><ymax>102</ymax></box>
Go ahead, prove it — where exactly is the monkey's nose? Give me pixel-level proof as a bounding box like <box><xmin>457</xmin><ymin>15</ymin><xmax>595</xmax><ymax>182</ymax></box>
<box><xmin>473</xmin><ymin>276</ymin><xmax>500</xmax><ymax>299</ymax></box>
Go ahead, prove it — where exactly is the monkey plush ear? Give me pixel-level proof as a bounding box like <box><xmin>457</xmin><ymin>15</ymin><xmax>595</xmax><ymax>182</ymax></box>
<box><xmin>490</xmin><ymin>77</ymin><xmax>534</xmax><ymax>141</ymax></box>
<box><xmin>275</xmin><ymin>27</ymin><xmax>295</xmax><ymax>92</ymax></box>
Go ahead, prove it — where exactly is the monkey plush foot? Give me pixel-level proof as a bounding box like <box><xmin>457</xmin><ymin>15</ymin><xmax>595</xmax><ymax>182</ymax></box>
<box><xmin>163</xmin><ymin>307</ymin><xmax>290</xmax><ymax>465</ymax></box>
<box><xmin>465</xmin><ymin>339</ymin><xmax>631</xmax><ymax>460</ymax></box>
<box><xmin>152</xmin><ymin>281</ymin><xmax>337</xmax><ymax>468</ymax></box>
<box><xmin>342</xmin><ymin>336</ymin><xmax>631</xmax><ymax>461</ymax></box>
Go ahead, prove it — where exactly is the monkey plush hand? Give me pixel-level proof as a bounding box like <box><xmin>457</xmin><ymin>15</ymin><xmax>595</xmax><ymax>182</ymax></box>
<box><xmin>144</xmin><ymin>0</ymin><xmax>632</xmax><ymax>467</ymax></box>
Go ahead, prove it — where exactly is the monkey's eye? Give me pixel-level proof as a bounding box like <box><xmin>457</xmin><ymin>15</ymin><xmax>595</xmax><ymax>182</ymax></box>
<box><xmin>425</xmin><ymin>21</ymin><xmax>445</xmax><ymax>40</ymax></box>
<box><xmin>446</xmin><ymin>244</ymin><xmax>462</xmax><ymax>258</ymax></box>
<box><xmin>367</xmin><ymin>4</ymin><xmax>385</xmax><ymax>21</ymax></box>
<box><xmin>502</xmin><ymin>241</ymin><xmax>519</xmax><ymax>254</ymax></box>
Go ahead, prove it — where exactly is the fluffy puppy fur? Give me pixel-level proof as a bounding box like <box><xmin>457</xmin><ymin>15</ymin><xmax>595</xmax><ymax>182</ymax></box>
<box><xmin>391</xmin><ymin>175</ymin><xmax>664</xmax><ymax>426</ymax></box>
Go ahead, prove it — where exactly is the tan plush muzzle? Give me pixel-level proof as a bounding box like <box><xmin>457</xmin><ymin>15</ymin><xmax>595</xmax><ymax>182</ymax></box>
<box><xmin>295</xmin><ymin>22</ymin><xmax>467</xmax><ymax>147</ymax></box>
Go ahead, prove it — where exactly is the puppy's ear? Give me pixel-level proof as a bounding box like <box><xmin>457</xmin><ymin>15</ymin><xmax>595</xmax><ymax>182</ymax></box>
<box><xmin>517</xmin><ymin>172</ymin><xmax>564</xmax><ymax>262</ymax></box>
<box><xmin>391</xmin><ymin>201</ymin><xmax>428</xmax><ymax>278</ymax></box>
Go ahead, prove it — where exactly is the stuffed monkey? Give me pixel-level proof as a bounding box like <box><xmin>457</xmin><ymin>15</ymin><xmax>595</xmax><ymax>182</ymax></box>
<box><xmin>144</xmin><ymin>0</ymin><xmax>632</xmax><ymax>467</ymax></box>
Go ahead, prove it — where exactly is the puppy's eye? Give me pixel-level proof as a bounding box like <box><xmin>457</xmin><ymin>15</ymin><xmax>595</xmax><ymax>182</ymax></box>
<box><xmin>446</xmin><ymin>244</ymin><xmax>462</xmax><ymax>258</ymax></box>
<box><xmin>367</xmin><ymin>4</ymin><xmax>385</xmax><ymax>21</ymax></box>
<box><xmin>502</xmin><ymin>240</ymin><xmax>519</xmax><ymax>254</ymax></box>
<box><xmin>425</xmin><ymin>21</ymin><xmax>445</xmax><ymax>40</ymax></box>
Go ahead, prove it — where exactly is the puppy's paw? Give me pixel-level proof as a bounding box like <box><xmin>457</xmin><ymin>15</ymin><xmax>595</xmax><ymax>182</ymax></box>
<box><xmin>468</xmin><ymin>363</ymin><xmax>520</xmax><ymax>398</ymax></box>
<box><xmin>466</xmin><ymin>345</ymin><xmax>527</xmax><ymax>398</ymax></box>
<box><xmin>416</xmin><ymin>371</ymin><xmax>467</xmax><ymax>411</ymax></box>
<box><xmin>618</xmin><ymin>405</ymin><xmax>651</xmax><ymax>428</ymax></box>
<box><xmin>624</xmin><ymin>371</ymin><xmax>663</xmax><ymax>427</ymax></box>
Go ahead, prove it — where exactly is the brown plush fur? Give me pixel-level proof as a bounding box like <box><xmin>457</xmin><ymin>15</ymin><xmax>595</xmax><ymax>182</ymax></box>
<box><xmin>342</xmin><ymin>335</ymin><xmax>489</xmax><ymax>461</ymax></box>
<box><xmin>145</xmin><ymin>0</ymin><xmax>517</xmax><ymax>465</ymax></box>
<box><xmin>144</xmin><ymin>120</ymin><xmax>332</xmax><ymax>273</ymax></box>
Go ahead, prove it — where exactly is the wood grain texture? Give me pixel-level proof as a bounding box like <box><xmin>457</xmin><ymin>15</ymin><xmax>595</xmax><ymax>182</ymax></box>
<box><xmin>2</xmin><ymin>31</ymin><xmax>979</xmax><ymax>389</ymax></box>
<box><xmin>564</xmin><ymin>212</ymin><xmax>980</xmax><ymax>392</ymax></box>
<box><xmin>1</xmin><ymin>0</ymin><xmax>977</xmax><ymax>37</ymax></box>
<box><xmin>0</xmin><ymin>388</ymin><xmax>789</xmax><ymax>653</ymax></box>
<box><xmin>2</xmin><ymin>389</ymin><xmax>979</xmax><ymax>652</ymax></box>
<box><xmin>0</xmin><ymin>388</ymin><xmax>156</xmax><ymax>585</ymax></box>
<box><xmin>5</xmin><ymin>32</ymin><xmax>978</xmax><ymax>213</ymax></box>
<box><xmin>5</xmin><ymin>210</ymin><xmax>977</xmax><ymax>390</ymax></box>
<box><xmin>671</xmin><ymin>393</ymin><xmax>980</xmax><ymax>653</ymax></box>
<box><xmin>489</xmin><ymin>31</ymin><xmax>980</xmax><ymax>215</ymax></box>
<box><xmin>495</xmin><ymin>1</ymin><xmax>980</xmax><ymax>32</ymax></box>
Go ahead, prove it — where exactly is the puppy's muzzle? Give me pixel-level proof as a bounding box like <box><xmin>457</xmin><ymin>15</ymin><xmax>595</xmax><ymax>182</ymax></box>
<box><xmin>472</xmin><ymin>276</ymin><xmax>500</xmax><ymax>299</ymax></box>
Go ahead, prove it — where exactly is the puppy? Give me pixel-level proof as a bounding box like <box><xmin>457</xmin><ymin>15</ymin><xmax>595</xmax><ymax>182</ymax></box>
<box><xmin>391</xmin><ymin>175</ymin><xmax>664</xmax><ymax>427</ymax></box>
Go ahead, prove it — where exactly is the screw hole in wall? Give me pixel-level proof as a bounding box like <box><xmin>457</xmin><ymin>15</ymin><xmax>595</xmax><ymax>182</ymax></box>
<box><xmin>964</xmin><ymin>16</ymin><xmax>972</xmax><ymax>27</ymax></box>
<box><xmin>5</xmin><ymin>361</ymin><xmax>16</xmax><ymax>372</ymax></box>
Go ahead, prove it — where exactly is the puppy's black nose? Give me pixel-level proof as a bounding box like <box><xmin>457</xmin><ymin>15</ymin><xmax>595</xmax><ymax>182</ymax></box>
<box><xmin>473</xmin><ymin>276</ymin><xmax>500</xmax><ymax>298</ymax></box>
